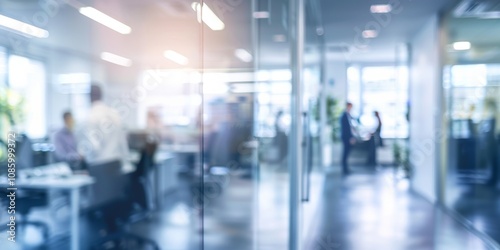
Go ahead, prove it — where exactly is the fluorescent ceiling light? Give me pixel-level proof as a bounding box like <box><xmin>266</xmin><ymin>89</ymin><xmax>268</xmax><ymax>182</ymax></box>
<box><xmin>191</xmin><ymin>2</ymin><xmax>225</xmax><ymax>31</ymax></box>
<box><xmin>479</xmin><ymin>11</ymin><xmax>500</xmax><ymax>19</ymax></box>
<box><xmin>164</xmin><ymin>50</ymin><xmax>189</xmax><ymax>65</ymax></box>
<box><xmin>253</xmin><ymin>11</ymin><xmax>270</xmax><ymax>19</ymax></box>
<box><xmin>370</xmin><ymin>4</ymin><xmax>392</xmax><ymax>13</ymax></box>
<box><xmin>234</xmin><ymin>49</ymin><xmax>253</xmax><ymax>62</ymax></box>
<box><xmin>100</xmin><ymin>52</ymin><xmax>132</xmax><ymax>67</ymax></box>
<box><xmin>79</xmin><ymin>7</ymin><xmax>131</xmax><ymax>34</ymax></box>
<box><xmin>453</xmin><ymin>41</ymin><xmax>471</xmax><ymax>51</ymax></box>
<box><xmin>273</xmin><ymin>34</ymin><xmax>286</xmax><ymax>42</ymax></box>
<box><xmin>362</xmin><ymin>30</ymin><xmax>378</xmax><ymax>38</ymax></box>
<box><xmin>0</xmin><ymin>14</ymin><xmax>49</xmax><ymax>38</ymax></box>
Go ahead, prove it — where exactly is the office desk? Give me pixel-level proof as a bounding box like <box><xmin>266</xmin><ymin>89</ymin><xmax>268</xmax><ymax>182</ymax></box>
<box><xmin>0</xmin><ymin>175</ymin><xmax>94</xmax><ymax>250</ymax></box>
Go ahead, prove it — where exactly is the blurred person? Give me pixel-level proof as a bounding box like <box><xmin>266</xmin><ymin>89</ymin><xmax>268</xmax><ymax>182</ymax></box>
<box><xmin>366</xmin><ymin>111</ymin><xmax>382</xmax><ymax>167</ymax></box>
<box><xmin>53</xmin><ymin>111</ymin><xmax>84</xmax><ymax>168</ymax></box>
<box><xmin>482</xmin><ymin>99</ymin><xmax>499</xmax><ymax>186</ymax></box>
<box><xmin>374</xmin><ymin>111</ymin><xmax>383</xmax><ymax>147</ymax></box>
<box><xmin>78</xmin><ymin>84</ymin><xmax>130</xmax><ymax>168</ymax></box>
<box><xmin>273</xmin><ymin>110</ymin><xmax>288</xmax><ymax>164</ymax></box>
<box><xmin>340</xmin><ymin>102</ymin><xmax>356</xmax><ymax>174</ymax></box>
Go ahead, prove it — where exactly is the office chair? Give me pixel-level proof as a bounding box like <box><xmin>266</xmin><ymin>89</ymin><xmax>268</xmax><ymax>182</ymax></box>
<box><xmin>0</xmin><ymin>135</ymin><xmax>50</xmax><ymax>245</ymax></box>
<box><xmin>87</xmin><ymin>160</ymin><xmax>159</xmax><ymax>250</ymax></box>
<box><xmin>0</xmin><ymin>190</ymin><xmax>50</xmax><ymax>243</ymax></box>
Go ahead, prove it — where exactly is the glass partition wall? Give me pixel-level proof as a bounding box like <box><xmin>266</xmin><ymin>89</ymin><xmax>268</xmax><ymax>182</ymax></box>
<box><xmin>443</xmin><ymin>13</ymin><xmax>500</xmax><ymax>245</ymax></box>
<box><xmin>0</xmin><ymin>0</ymin><xmax>323</xmax><ymax>249</ymax></box>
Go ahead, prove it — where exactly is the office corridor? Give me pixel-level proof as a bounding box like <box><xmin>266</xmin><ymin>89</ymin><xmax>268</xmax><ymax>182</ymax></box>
<box><xmin>305</xmin><ymin>167</ymin><xmax>495</xmax><ymax>250</ymax></box>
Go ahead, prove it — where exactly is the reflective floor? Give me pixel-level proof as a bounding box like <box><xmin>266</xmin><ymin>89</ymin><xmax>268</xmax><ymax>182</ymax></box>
<box><xmin>446</xmin><ymin>181</ymin><xmax>500</xmax><ymax>246</ymax></box>
<box><xmin>305</xmin><ymin>166</ymin><xmax>495</xmax><ymax>250</ymax></box>
<box><xmin>0</xmin><ymin>166</ymin><xmax>497</xmax><ymax>250</ymax></box>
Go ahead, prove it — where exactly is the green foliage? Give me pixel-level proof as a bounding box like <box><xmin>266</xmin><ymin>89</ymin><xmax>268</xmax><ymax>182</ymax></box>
<box><xmin>0</xmin><ymin>89</ymin><xmax>24</xmax><ymax>126</ymax></box>
<box><xmin>312</xmin><ymin>96</ymin><xmax>343</xmax><ymax>142</ymax></box>
<box><xmin>393</xmin><ymin>141</ymin><xmax>412</xmax><ymax>177</ymax></box>
<box><xmin>0</xmin><ymin>88</ymin><xmax>25</xmax><ymax>162</ymax></box>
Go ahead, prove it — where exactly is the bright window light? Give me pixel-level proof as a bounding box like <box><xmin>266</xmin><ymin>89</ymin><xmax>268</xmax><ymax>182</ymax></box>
<box><xmin>453</xmin><ymin>41</ymin><xmax>471</xmax><ymax>51</ymax></box>
<box><xmin>100</xmin><ymin>52</ymin><xmax>132</xmax><ymax>67</ymax></box>
<box><xmin>191</xmin><ymin>2</ymin><xmax>225</xmax><ymax>31</ymax></box>
<box><xmin>79</xmin><ymin>7</ymin><xmax>131</xmax><ymax>34</ymax></box>
<box><xmin>234</xmin><ymin>49</ymin><xmax>253</xmax><ymax>62</ymax></box>
<box><xmin>362</xmin><ymin>30</ymin><xmax>378</xmax><ymax>38</ymax></box>
<box><xmin>203</xmin><ymin>82</ymin><xmax>228</xmax><ymax>94</ymax></box>
<box><xmin>0</xmin><ymin>14</ymin><xmax>49</xmax><ymax>38</ymax></box>
<box><xmin>164</xmin><ymin>50</ymin><xmax>189</xmax><ymax>65</ymax></box>
<box><xmin>370</xmin><ymin>4</ymin><xmax>392</xmax><ymax>13</ymax></box>
<box><xmin>57</xmin><ymin>73</ymin><xmax>91</xmax><ymax>84</ymax></box>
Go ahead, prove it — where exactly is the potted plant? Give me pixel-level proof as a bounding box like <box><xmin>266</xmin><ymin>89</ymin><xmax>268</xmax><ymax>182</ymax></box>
<box><xmin>313</xmin><ymin>96</ymin><xmax>343</xmax><ymax>142</ymax></box>
<box><xmin>312</xmin><ymin>96</ymin><xmax>344</xmax><ymax>167</ymax></box>
<box><xmin>393</xmin><ymin>141</ymin><xmax>412</xmax><ymax>178</ymax></box>
<box><xmin>0</xmin><ymin>88</ymin><xmax>24</xmax><ymax>161</ymax></box>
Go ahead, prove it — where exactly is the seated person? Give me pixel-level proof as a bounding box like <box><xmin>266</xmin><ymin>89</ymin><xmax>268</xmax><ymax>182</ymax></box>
<box><xmin>53</xmin><ymin>111</ymin><xmax>84</xmax><ymax>169</ymax></box>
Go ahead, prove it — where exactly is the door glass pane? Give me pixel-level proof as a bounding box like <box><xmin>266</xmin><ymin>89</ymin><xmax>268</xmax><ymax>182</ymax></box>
<box><xmin>252</xmin><ymin>0</ymin><xmax>293</xmax><ymax>248</ymax></box>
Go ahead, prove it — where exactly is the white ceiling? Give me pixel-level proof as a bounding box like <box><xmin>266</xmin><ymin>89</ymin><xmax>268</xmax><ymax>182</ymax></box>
<box><xmin>321</xmin><ymin>0</ymin><xmax>458</xmax><ymax>63</ymax></box>
<box><xmin>2</xmin><ymin>0</ymin><xmax>491</xmax><ymax>70</ymax></box>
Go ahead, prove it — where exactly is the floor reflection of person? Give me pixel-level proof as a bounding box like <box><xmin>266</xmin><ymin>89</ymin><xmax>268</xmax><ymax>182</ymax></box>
<box><xmin>340</xmin><ymin>102</ymin><xmax>356</xmax><ymax>175</ymax></box>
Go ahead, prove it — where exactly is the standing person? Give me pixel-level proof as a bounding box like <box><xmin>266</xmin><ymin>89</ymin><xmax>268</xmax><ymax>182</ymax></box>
<box><xmin>374</xmin><ymin>111</ymin><xmax>383</xmax><ymax>147</ymax></box>
<box><xmin>273</xmin><ymin>110</ymin><xmax>288</xmax><ymax>164</ymax></box>
<box><xmin>366</xmin><ymin>111</ymin><xmax>382</xmax><ymax>167</ymax></box>
<box><xmin>340</xmin><ymin>102</ymin><xmax>356</xmax><ymax>175</ymax></box>
<box><xmin>78</xmin><ymin>84</ymin><xmax>130</xmax><ymax>168</ymax></box>
<box><xmin>53</xmin><ymin>111</ymin><xmax>84</xmax><ymax>169</ymax></box>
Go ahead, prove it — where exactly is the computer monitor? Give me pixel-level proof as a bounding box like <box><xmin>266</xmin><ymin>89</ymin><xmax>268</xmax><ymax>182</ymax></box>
<box><xmin>17</xmin><ymin>134</ymin><xmax>34</xmax><ymax>169</ymax></box>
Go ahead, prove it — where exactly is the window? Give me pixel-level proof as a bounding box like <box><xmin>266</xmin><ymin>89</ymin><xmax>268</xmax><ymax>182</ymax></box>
<box><xmin>348</xmin><ymin>66</ymin><xmax>409</xmax><ymax>138</ymax></box>
<box><xmin>0</xmin><ymin>48</ymin><xmax>6</xmax><ymax>87</ymax></box>
<box><xmin>8</xmin><ymin>55</ymin><xmax>47</xmax><ymax>139</ymax></box>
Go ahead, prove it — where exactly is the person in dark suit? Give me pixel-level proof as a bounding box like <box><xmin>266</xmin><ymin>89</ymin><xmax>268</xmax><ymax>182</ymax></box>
<box><xmin>340</xmin><ymin>102</ymin><xmax>356</xmax><ymax>174</ymax></box>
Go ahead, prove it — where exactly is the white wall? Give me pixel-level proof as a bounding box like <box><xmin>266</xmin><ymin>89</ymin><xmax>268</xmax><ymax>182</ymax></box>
<box><xmin>409</xmin><ymin>15</ymin><xmax>442</xmax><ymax>202</ymax></box>
<box><xmin>324</xmin><ymin>61</ymin><xmax>348</xmax><ymax>102</ymax></box>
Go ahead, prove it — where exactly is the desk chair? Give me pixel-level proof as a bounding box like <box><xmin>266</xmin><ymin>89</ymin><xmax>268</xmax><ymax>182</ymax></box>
<box><xmin>0</xmin><ymin>135</ymin><xmax>50</xmax><ymax>245</ymax></box>
<box><xmin>0</xmin><ymin>189</ymin><xmax>50</xmax><ymax>244</ymax></box>
<box><xmin>87</xmin><ymin>160</ymin><xmax>159</xmax><ymax>250</ymax></box>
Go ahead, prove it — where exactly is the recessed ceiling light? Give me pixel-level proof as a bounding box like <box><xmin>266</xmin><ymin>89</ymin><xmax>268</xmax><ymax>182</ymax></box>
<box><xmin>253</xmin><ymin>11</ymin><xmax>270</xmax><ymax>19</ymax></box>
<box><xmin>79</xmin><ymin>7</ymin><xmax>131</xmax><ymax>34</ymax></box>
<box><xmin>100</xmin><ymin>52</ymin><xmax>132</xmax><ymax>67</ymax></box>
<box><xmin>191</xmin><ymin>2</ymin><xmax>225</xmax><ymax>31</ymax></box>
<box><xmin>370</xmin><ymin>4</ymin><xmax>392</xmax><ymax>14</ymax></box>
<box><xmin>362</xmin><ymin>30</ymin><xmax>378</xmax><ymax>38</ymax></box>
<box><xmin>0</xmin><ymin>14</ymin><xmax>49</xmax><ymax>38</ymax></box>
<box><xmin>164</xmin><ymin>50</ymin><xmax>189</xmax><ymax>65</ymax></box>
<box><xmin>234</xmin><ymin>49</ymin><xmax>253</xmax><ymax>62</ymax></box>
<box><xmin>453</xmin><ymin>41</ymin><xmax>471</xmax><ymax>50</ymax></box>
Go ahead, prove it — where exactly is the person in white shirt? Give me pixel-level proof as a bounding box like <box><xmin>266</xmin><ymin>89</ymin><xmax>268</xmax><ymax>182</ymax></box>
<box><xmin>78</xmin><ymin>84</ymin><xmax>130</xmax><ymax>167</ymax></box>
